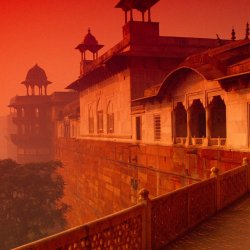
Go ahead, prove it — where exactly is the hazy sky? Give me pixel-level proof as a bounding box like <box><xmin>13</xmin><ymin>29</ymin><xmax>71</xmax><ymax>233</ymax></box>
<box><xmin>1</xmin><ymin>0</ymin><xmax>250</xmax><ymax>115</ymax></box>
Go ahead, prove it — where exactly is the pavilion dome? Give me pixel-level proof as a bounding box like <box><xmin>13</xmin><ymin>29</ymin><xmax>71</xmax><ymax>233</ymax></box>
<box><xmin>24</xmin><ymin>64</ymin><xmax>51</xmax><ymax>86</ymax></box>
<box><xmin>83</xmin><ymin>29</ymin><xmax>98</xmax><ymax>46</ymax></box>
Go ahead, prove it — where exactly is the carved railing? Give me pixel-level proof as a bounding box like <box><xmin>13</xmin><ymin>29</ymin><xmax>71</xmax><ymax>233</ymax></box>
<box><xmin>175</xmin><ymin>137</ymin><xmax>186</xmax><ymax>145</ymax></box>
<box><xmin>175</xmin><ymin>137</ymin><xmax>227</xmax><ymax>146</ymax></box>
<box><xmin>13</xmin><ymin>158</ymin><xmax>250</xmax><ymax>250</ymax></box>
<box><xmin>151</xmin><ymin>178</ymin><xmax>216</xmax><ymax>249</ymax></box>
<box><xmin>13</xmin><ymin>204</ymin><xmax>145</xmax><ymax>250</ymax></box>
<box><xmin>218</xmin><ymin>164</ymin><xmax>248</xmax><ymax>209</ymax></box>
<box><xmin>210</xmin><ymin>137</ymin><xmax>226</xmax><ymax>146</ymax></box>
<box><xmin>191</xmin><ymin>137</ymin><xmax>203</xmax><ymax>145</ymax></box>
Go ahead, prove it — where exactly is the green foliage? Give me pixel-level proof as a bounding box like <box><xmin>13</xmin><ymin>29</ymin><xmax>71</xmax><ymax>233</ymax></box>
<box><xmin>0</xmin><ymin>159</ymin><xmax>69</xmax><ymax>250</ymax></box>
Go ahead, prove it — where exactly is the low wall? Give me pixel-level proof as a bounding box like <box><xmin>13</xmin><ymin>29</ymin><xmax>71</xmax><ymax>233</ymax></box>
<box><xmin>13</xmin><ymin>204</ymin><xmax>145</xmax><ymax>250</ymax></box>
<box><xmin>13</xmin><ymin>158</ymin><xmax>250</xmax><ymax>250</ymax></box>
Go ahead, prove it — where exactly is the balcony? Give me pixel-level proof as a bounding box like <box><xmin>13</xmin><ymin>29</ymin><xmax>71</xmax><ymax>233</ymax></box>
<box><xmin>12</xmin><ymin>116</ymin><xmax>45</xmax><ymax>124</ymax></box>
<box><xmin>11</xmin><ymin>134</ymin><xmax>51</xmax><ymax>146</ymax></box>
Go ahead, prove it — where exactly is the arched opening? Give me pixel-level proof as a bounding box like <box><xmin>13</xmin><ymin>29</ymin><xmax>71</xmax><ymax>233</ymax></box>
<box><xmin>96</xmin><ymin>99</ymin><xmax>103</xmax><ymax>133</ymax></box>
<box><xmin>210</xmin><ymin>96</ymin><xmax>226</xmax><ymax>138</ymax></box>
<box><xmin>35</xmin><ymin>108</ymin><xmax>39</xmax><ymax>118</ymax></box>
<box><xmin>64</xmin><ymin>118</ymin><xmax>70</xmax><ymax>138</ymax></box>
<box><xmin>174</xmin><ymin>102</ymin><xmax>187</xmax><ymax>138</ymax></box>
<box><xmin>190</xmin><ymin>99</ymin><xmax>206</xmax><ymax>138</ymax></box>
<box><xmin>88</xmin><ymin>105</ymin><xmax>94</xmax><ymax>134</ymax></box>
<box><xmin>21</xmin><ymin>108</ymin><xmax>25</xmax><ymax>118</ymax></box>
<box><xmin>107</xmin><ymin>101</ymin><xmax>114</xmax><ymax>133</ymax></box>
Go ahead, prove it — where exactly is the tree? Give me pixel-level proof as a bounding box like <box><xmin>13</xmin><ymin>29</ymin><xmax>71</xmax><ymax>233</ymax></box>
<box><xmin>0</xmin><ymin>159</ymin><xmax>69</xmax><ymax>250</ymax></box>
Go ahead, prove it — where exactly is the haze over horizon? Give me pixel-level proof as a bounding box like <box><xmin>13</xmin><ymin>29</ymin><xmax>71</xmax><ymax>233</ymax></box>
<box><xmin>1</xmin><ymin>0</ymin><xmax>249</xmax><ymax>116</ymax></box>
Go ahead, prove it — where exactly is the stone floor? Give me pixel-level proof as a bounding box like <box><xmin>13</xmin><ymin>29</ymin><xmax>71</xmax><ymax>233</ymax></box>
<box><xmin>166</xmin><ymin>194</ymin><xmax>250</xmax><ymax>250</ymax></box>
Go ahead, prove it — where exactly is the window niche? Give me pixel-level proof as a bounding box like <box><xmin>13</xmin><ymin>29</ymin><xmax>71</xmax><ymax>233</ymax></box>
<box><xmin>174</xmin><ymin>102</ymin><xmax>187</xmax><ymax>138</ymax></box>
<box><xmin>88</xmin><ymin>105</ymin><xmax>94</xmax><ymax>134</ymax></box>
<box><xmin>107</xmin><ymin>101</ymin><xmax>114</xmax><ymax>134</ymax></box>
<box><xmin>96</xmin><ymin>99</ymin><xmax>103</xmax><ymax>133</ymax></box>
<box><xmin>190</xmin><ymin>99</ymin><xmax>206</xmax><ymax>138</ymax></box>
<box><xmin>210</xmin><ymin>96</ymin><xmax>226</xmax><ymax>138</ymax></box>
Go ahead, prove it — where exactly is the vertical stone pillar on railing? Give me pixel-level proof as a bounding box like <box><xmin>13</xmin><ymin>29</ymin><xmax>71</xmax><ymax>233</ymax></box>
<box><xmin>138</xmin><ymin>188</ymin><xmax>152</xmax><ymax>250</ymax></box>
<box><xmin>210</xmin><ymin>167</ymin><xmax>220</xmax><ymax>210</ymax></box>
<box><xmin>242</xmin><ymin>157</ymin><xmax>250</xmax><ymax>192</ymax></box>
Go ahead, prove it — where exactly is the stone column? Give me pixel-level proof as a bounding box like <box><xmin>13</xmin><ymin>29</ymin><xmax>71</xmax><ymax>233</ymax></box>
<box><xmin>242</xmin><ymin>157</ymin><xmax>250</xmax><ymax>192</ymax></box>
<box><xmin>31</xmin><ymin>86</ymin><xmax>35</xmax><ymax>96</ymax></box>
<box><xmin>204</xmin><ymin>106</ymin><xmax>211</xmax><ymax>146</ymax></box>
<box><xmin>130</xmin><ymin>9</ymin><xmax>133</xmax><ymax>21</ymax></box>
<box><xmin>185</xmin><ymin>108</ymin><xmax>191</xmax><ymax>146</ymax></box>
<box><xmin>148</xmin><ymin>8</ymin><xmax>151</xmax><ymax>22</ymax></box>
<box><xmin>125</xmin><ymin>10</ymin><xmax>128</xmax><ymax>23</ymax></box>
<box><xmin>172</xmin><ymin>110</ymin><xmax>176</xmax><ymax>144</ymax></box>
<box><xmin>210</xmin><ymin>166</ymin><xmax>220</xmax><ymax>211</ymax></box>
<box><xmin>139</xmin><ymin>189</ymin><xmax>151</xmax><ymax>250</ymax></box>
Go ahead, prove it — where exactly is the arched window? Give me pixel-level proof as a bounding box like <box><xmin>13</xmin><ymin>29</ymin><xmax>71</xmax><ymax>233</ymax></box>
<box><xmin>35</xmin><ymin>107</ymin><xmax>39</xmax><ymax>118</ymax></box>
<box><xmin>96</xmin><ymin>99</ymin><xmax>103</xmax><ymax>133</ymax></box>
<box><xmin>21</xmin><ymin>108</ymin><xmax>25</xmax><ymax>118</ymax></box>
<box><xmin>88</xmin><ymin>105</ymin><xmax>94</xmax><ymax>134</ymax></box>
<box><xmin>107</xmin><ymin>101</ymin><xmax>114</xmax><ymax>133</ymax></box>
<box><xmin>174</xmin><ymin>102</ymin><xmax>187</xmax><ymax>137</ymax></box>
<box><xmin>190</xmin><ymin>99</ymin><xmax>206</xmax><ymax>138</ymax></box>
<box><xmin>210</xmin><ymin>96</ymin><xmax>226</xmax><ymax>138</ymax></box>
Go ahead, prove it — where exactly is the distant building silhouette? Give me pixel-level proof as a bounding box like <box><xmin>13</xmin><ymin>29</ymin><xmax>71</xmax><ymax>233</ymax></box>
<box><xmin>9</xmin><ymin>65</ymin><xmax>78</xmax><ymax>163</ymax></box>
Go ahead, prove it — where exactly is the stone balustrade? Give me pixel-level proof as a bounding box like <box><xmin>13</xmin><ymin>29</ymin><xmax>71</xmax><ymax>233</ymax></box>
<box><xmin>13</xmin><ymin>158</ymin><xmax>250</xmax><ymax>250</ymax></box>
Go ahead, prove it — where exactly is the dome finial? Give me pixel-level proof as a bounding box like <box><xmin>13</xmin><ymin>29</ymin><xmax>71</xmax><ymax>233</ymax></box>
<box><xmin>245</xmin><ymin>22</ymin><xmax>249</xmax><ymax>40</ymax></box>
<box><xmin>216</xmin><ymin>34</ymin><xmax>223</xmax><ymax>46</ymax></box>
<box><xmin>231</xmin><ymin>27</ymin><xmax>236</xmax><ymax>41</ymax></box>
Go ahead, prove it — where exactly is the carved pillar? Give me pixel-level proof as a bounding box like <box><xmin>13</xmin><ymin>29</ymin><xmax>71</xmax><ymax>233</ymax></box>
<box><xmin>142</xmin><ymin>11</ymin><xmax>145</xmax><ymax>22</ymax></box>
<box><xmin>204</xmin><ymin>106</ymin><xmax>211</xmax><ymax>146</ymax></box>
<box><xmin>138</xmin><ymin>189</ymin><xmax>151</xmax><ymax>250</ymax></box>
<box><xmin>185</xmin><ymin>108</ymin><xmax>191</xmax><ymax>146</ymax></box>
<box><xmin>242</xmin><ymin>157</ymin><xmax>250</xmax><ymax>192</ymax></box>
<box><xmin>130</xmin><ymin>9</ymin><xmax>133</xmax><ymax>21</ymax></box>
<box><xmin>125</xmin><ymin>10</ymin><xmax>128</xmax><ymax>23</ymax></box>
<box><xmin>148</xmin><ymin>8</ymin><xmax>151</xmax><ymax>22</ymax></box>
<box><xmin>172</xmin><ymin>110</ymin><xmax>176</xmax><ymax>144</ymax></box>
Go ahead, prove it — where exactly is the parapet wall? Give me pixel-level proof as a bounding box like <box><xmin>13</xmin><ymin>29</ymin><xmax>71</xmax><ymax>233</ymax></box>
<box><xmin>13</xmin><ymin>159</ymin><xmax>250</xmax><ymax>250</ymax></box>
<box><xmin>55</xmin><ymin>138</ymin><xmax>249</xmax><ymax>228</ymax></box>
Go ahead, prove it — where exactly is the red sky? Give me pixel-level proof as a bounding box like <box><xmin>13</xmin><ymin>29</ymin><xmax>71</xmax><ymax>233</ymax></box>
<box><xmin>0</xmin><ymin>0</ymin><xmax>249</xmax><ymax>115</ymax></box>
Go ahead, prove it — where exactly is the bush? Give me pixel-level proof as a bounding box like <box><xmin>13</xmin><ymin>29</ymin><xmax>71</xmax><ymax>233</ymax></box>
<box><xmin>0</xmin><ymin>159</ymin><xmax>69</xmax><ymax>249</ymax></box>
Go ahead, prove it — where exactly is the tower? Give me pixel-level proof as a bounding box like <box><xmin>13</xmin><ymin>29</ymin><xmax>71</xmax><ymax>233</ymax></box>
<box><xmin>9</xmin><ymin>65</ymin><xmax>53</xmax><ymax>163</ymax></box>
<box><xmin>75</xmin><ymin>29</ymin><xmax>104</xmax><ymax>76</ymax></box>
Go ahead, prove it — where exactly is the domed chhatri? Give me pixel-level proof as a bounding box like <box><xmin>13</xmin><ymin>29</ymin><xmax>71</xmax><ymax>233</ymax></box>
<box><xmin>76</xmin><ymin>29</ymin><xmax>104</xmax><ymax>55</ymax></box>
<box><xmin>75</xmin><ymin>29</ymin><xmax>104</xmax><ymax>76</ymax></box>
<box><xmin>83</xmin><ymin>29</ymin><xmax>99</xmax><ymax>47</ymax></box>
<box><xmin>21</xmin><ymin>64</ymin><xmax>52</xmax><ymax>96</ymax></box>
<box><xmin>116</xmin><ymin>0</ymin><xmax>160</xmax><ymax>23</ymax></box>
